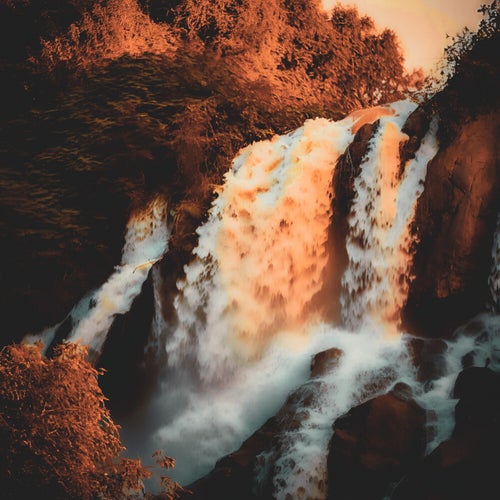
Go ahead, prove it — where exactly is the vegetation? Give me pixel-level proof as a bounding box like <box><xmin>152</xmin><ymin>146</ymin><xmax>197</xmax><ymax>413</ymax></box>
<box><xmin>0</xmin><ymin>342</ymin><xmax>182</xmax><ymax>499</ymax></box>
<box><xmin>421</xmin><ymin>0</ymin><xmax>499</xmax><ymax>144</ymax></box>
<box><xmin>440</xmin><ymin>0</ymin><xmax>498</xmax><ymax>83</ymax></box>
<box><xmin>1</xmin><ymin>1</ymin><xmax>496</xmax><ymax>498</ymax></box>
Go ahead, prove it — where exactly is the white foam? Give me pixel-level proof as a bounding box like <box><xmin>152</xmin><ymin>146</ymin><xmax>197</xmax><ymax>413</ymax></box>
<box><xmin>260</xmin><ymin>325</ymin><xmax>410</xmax><ymax>499</ymax></box>
<box><xmin>67</xmin><ymin>198</ymin><xmax>169</xmax><ymax>352</ymax></box>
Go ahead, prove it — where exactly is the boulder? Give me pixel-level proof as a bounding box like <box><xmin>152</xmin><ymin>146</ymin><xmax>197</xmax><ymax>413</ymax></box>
<box><xmin>327</xmin><ymin>383</ymin><xmax>426</xmax><ymax>500</ymax></box>
<box><xmin>406</xmin><ymin>337</ymin><xmax>448</xmax><ymax>382</ymax></box>
<box><xmin>310</xmin><ymin>347</ymin><xmax>343</xmax><ymax>378</ymax></box>
<box><xmin>391</xmin><ymin>367</ymin><xmax>500</xmax><ymax>500</ymax></box>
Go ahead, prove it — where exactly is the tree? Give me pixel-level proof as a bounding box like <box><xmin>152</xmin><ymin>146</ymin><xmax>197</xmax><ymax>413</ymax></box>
<box><xmin>0</xmin><ymin>342</ymin><xmax>149</xmax><ymax>499</ymax></box>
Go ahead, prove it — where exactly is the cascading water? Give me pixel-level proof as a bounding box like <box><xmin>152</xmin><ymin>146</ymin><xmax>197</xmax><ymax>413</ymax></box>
<box><xmin>414</xmin><ymin>217</ymin><xmax>500</xmax><ymax>457</ymax></box>
<box><xmin>28</xmin><ymin>95</ymin><xmax>497</xmax><ymax>498</ymax></box>
<box><xmin>25</xmin><ymin>196</ymin><xmax>169</xmax><ymax>356</ymax></box>
<box><xmin>341</xmin><ymin>102</ymin><xmax>439</xmax><ymax>335</ymax></box>
<box><xmin>489</xmin><ymin>213</ymin><xmax>500</xmax><ymax>311</ymax></box>
<box><xmin>165</xmin><ymin>101</ymin><xmax>421</xmax><ymax>378</ymax></box>
<box><xmin>251</xmin><ymin>102</ymin><xmax>440</xmax><ymax>498</ymax></box>
<box><xmin>130</xmin><ymin>99</ymin><xmax>447</xmax><ymax>496</ymax></box>
<box><xmin>166</xmin><ymin>115</ymin><xmax>357</xmax><ymax>380</ymax></box>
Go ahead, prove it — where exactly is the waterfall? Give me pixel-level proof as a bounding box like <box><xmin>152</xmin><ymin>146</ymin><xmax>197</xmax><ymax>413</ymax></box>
<box><xmin>165</xmin><ymin>102</ymin><xmax>420</xmax><ymax>381</ymax></box>
<box><xmin>134</xmin><ymin>100</ymin><xmax>445</xmax><ymax>493</ymax></box>
<box><xmin>252</xmin><ymin>103</ymin><xmax>440</xmax><ymax>498</ymax></box>
<box><xmin>489</xmin><ymin>213</ymin><xmax>500</xmax><ymax>311</ymax></box>
<box><xmin>25</xmin><ymin>196</ymin><xmax>169</xmax><ymax>356</ymax></box>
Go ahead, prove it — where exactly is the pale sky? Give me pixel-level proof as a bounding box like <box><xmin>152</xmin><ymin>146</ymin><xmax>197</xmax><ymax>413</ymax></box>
<box><xmin>321</xmin><ymin>0</ymin><xmax>486</xmax><ymax>73</ymax></box>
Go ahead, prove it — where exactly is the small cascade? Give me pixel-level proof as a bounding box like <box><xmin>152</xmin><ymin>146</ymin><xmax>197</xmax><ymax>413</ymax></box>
<box><xmin>414</xmin><ymin>311</ymin><xmax>500</xmax><ymax>453</ymax></box>
<box><xmin>340</xmin><ymin>102</ymin><xmax>439</xmax><ymax>335</ymax></box>
<box><xmin>25</xmin><ymin>197</ymin><xmax>169</xmax><ymax>356</ymax></box>
<box><xmin>255</xmin><ymin>327</ymin><xmax>410</xmax><ymax>499</ymax></box>
<box><xmin>147</xmin><ymin>264</ymin><xmax>168</xmax><ymax>357</ymax></box>
<box><xmin>488</xmin><ymin>213</ymin><xmax>500</xmax><ymax>311</ymax></box>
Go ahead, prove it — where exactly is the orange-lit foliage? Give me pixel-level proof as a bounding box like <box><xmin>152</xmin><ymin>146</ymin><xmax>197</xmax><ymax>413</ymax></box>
<box><xmin>0</xmin><ymin>342</ymin><xmax>149</xmax><ymax>499</ymax></box>
<box><xmin>152</xmin><ymin>449</ymin><xmax>187</xmax><ymax>500</ymax></box>
<box><xmin>40</xmin><ymin>0</ymin><xmax>177</xmax><ymax>72</ymax></box>
<box><xmin>169</xmin><ymin>0</ymin><xmax>409</xmax><ymax>109</ymax></box>
<box><xmin>39</xmin><ymin>0</ymin><xmax>410</xmax><ymax>109</ymax></box>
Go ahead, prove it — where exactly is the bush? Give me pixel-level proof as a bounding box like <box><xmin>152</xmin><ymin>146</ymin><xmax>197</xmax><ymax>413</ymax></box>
<box><xmin>0</xmin><ymin>342</ymin><xmax>149</xmax><ymax>499</ymax></box>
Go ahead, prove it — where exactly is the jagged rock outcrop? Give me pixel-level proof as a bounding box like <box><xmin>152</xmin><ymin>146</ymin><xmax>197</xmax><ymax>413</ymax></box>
<box><xmin>406</xmin><ymin>337</ymin><xmax>448</xmax><ymax>382</ymax></box>
<box><xmin>97</xmin><ymin>271</ymin><xmax>157</xmax><ymax>417</ymax></box>
<box><xmin>326</xmin><ymin>122</ymin><xmax>378</xmax><ymax>321</ymax></box>
<box><xmin>327</xmin><ymin>383</ymin><xmax>426</xmax><ymax>500</ymax></box>
<box><xmin>391</xmin><ymin>367</ymin><xmax>500</xmax><ymax>499</ymax></box>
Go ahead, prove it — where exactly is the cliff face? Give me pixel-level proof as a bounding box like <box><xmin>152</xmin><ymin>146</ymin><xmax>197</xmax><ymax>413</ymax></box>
<box><xmin>402</xmin><ymin>32</ymin><xmax>500</xmax><ymax>337</ymax></box>
<box><xmin>403</xmin><ymin>111</ymin><xmax>500</xmax><ymax>336</ymax></box>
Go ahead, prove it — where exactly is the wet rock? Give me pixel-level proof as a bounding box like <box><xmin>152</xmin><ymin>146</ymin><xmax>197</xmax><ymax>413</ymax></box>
<box><xmin>97</xmin><ymin>271</ymin><xmax>157</xmax><ymax>418</ymax></box>
<box><xmin>391</xmin><ymin>367</ymin><xmax>500</xmax><ymax>500</ymax></box>
<box><xmin>180</xmin><ymin>349</ymin><xmax>348</xmax><ymax>499</ymax></box>
<box><xmin>310</xmin><ymin>347</ymin><xmax>343</xmax><ymax>377</ymax></box>
<box><xmin>452</xmin><ymin>367</ymin><xmax>500</xmax><ymax>435</ymax></box>
<box><xmin>320</xmin><ymin>121</ymin><xmax>379</xmax><ymax>322</ymax></box>
<box><xmin>402</xmin><ymin>34</ymin><xmax>499</xmax><ymax>338</ymax></box>
<box><xmin>404</xmin><ymin>111</ymin><xmax>500</xmax><ymax>338</ymax></box>
<box><xmin>182</xmin><ymin>377</ymin><xmax>326</xmax><ymax>499</ymax></box>
<box><xmin>406</xmin><ymin>337</ymin><xmax>448</xmax><ymax>382</ymax></box>
<box><xmin>399</xmin><ymin>106</ymin><xmax>431</xmax><ymax>175</ymax></box>
<box><xmin>327</xmin><ymin>384</ymin><xmax>426</xmax><ymax>500</ymax></box>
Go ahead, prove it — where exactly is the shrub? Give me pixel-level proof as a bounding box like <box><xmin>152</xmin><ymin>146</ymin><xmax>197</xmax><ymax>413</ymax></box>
<box><xmin>0</xmin><ymin>342</ymin><xmax>149</xmax><ymax>499</ymax></box>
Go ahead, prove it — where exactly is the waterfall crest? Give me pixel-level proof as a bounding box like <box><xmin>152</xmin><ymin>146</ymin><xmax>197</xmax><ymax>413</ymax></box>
<box><xmin>165</xmin><ymin>102</ymin><xmax>424</xmax><ymax>381</ymax></box>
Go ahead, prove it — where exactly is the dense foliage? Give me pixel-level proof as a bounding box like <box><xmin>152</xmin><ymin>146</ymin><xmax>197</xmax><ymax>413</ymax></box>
<box><xmin>0</xmin><ymin>342</ymin><xmax>183</xmax><ymax>499</ymax></box>
<box><xmin>421</xmin><ymin>0</ymin><xmax>499</xmax><ymax>144</ymax></box>
<box><xmin>441</xmin><ymin>0</ymin><xmax>498</xmax><ymax>82</ymax></box>
<box><xmin>0</xmin><ymin>342</ymin><xmax>149</xmax><ymax>498</ymax></box>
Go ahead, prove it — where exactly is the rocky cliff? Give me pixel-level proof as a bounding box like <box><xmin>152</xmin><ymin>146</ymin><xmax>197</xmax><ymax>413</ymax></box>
<box><xmin>404</xmin><ymin>32</ymin><xmax>500</xmax><ymax>337</ymax></box>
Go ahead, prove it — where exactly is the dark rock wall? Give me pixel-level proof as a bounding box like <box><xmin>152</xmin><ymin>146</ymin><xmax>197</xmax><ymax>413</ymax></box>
<box><xmin>404</xmin><ymin>111</ymin><xmax>500</xmax><ymax>337</ymax></box>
